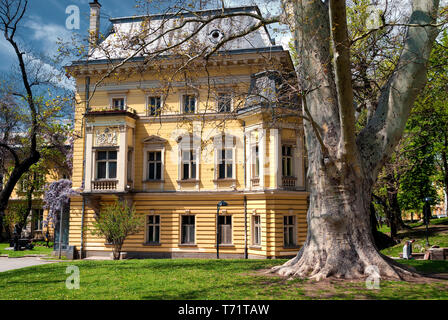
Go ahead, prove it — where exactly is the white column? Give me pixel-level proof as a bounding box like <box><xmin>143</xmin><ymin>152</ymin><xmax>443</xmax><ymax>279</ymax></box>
<box><xmin>259</xmin><ymin>128</ymin><xmax>265</xmax><ymax>189</ymax></box>
<box><xmin>296</xmin><ymin>132</ymin><xmax>305</xmax><ymax>188</ymax></box>
<box><xmin>245</xmin><ymin>131</ymin><xmax>251</xmax><ymax>190</ymax></box>
<box><xmin>271</xmin><ymin>129</ymin><xmax>281</xmax><ymax>189</ymax></box>
<box><xmin>117</xmin><ymin>125</ymin><xmax>128</xmax><ymax>192</ymax></box>
<box><xmin>84</xmin><ymin>127</ymin><xmax>94</xmax><ymax>192</ymax></box>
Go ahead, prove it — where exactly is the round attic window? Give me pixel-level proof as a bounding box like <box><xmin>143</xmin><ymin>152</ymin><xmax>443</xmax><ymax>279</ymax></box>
<box><xmin>209</xmin><ymin>29</ymin><xmax>223</xmax><ymax>44</ymax></box>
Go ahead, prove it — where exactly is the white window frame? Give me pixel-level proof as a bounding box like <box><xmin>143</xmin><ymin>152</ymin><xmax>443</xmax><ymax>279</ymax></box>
<box><xmin>252</xmin><ymin>215</ymin><xmax>261</xmax><ymax>246</ymax></box>
<box><xmin>33</xmin><ymin>209</ymin><xmax>44</xmax><ymax>231</ymax></box>
<box><xmin>181</xmin><ymin>149</ymin><xmax>197</xmax><ymax>180</ymax></box>
<box><xmin>177</xmin><ymin>135</ymin><xmax>200</xmax><ymax>182</ymax></box>
<box><xmin>283</xmin><ymin>215</ymin><xmax>297</xmax><ymax>247</ymax></box>
<box><xmin>95</xmin><ymin>149</ymin><xmax>118</xmax><ymax>180</ymax></box>
<box><xmin>146</xmin><ymin>95</ymin><xmax>162</xmax><ymax>116</ymax></box>
<box><xmin>109</xmin><ymin>94</ymin><xmax>127</xmax><ymax>111</ymax></box>
<box><xmin>217</xmin><ymin>148</ymin><xmax>234</xmax><ymax>180</ymax></box>
<box><xmin>282</xmin><ymin>145</ymin><xmax>294</xmax><ymax>177</ymax></box>
<box><xmin>142</xmin><ymin>138</ymin><xmax>166</xmax><ymax>184</ymax></box>
<box><xmin>218</xmin><ymin>215</ymin><xmax>232</xmax><ymax>245</ymax></box>
<box><xmin>245</xmin><ymin>126</ymin><xmax>264</xmax><ymax>189</ymax></box>
<box><xmin>146</xmin><ymin>150</ymin><xmax>163</xmax><ymax>181</ymax></box>
<box><xmin>180</xmin><ymin>93</ymin><xmax>198</xmax><ymax>114</ymax></box>
<box><xmin>216</xmin><ymin>92</ymin><xmax>233</xmax><ymax>113</ymax></box>
<box><xmin>146</xmin><ymin>215</ymin><xmax>161</xmax><ymax>244</ymax></box>
<box><xmin>180</xmin><ymin>215</ymin><xmax>196</xmax><ymax>244</ymax></box>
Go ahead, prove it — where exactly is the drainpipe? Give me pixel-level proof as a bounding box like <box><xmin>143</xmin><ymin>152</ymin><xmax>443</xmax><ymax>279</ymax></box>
<box><xmin>242</xmin><ymin>121</ymin><xmax>248</xmax><ymax>259</ymax></box>
<box><xmin>244</xmin><ymin>195</ymin><xmax>248</xmax><ymax>259</ymax></box>
<box><xmin>80</xmin><ymin>76</ymin><xmax>90</xmax><ymax>259</ymax></box>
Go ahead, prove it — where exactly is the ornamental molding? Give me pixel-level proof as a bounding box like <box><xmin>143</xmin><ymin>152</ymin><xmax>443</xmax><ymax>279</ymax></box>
<box><xmin>94</xmin><ymin>127</ymin><xmax>119</xmax><ymax>147</ymax></box>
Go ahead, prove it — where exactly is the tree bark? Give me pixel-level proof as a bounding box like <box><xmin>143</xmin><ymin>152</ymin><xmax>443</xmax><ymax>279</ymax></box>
<box><xmin>273</xmin><ymin>0</ymin><xmax>439</xmax><ymax>280</ymax></box>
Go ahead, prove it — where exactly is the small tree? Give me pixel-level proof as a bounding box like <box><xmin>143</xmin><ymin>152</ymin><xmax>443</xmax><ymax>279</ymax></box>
<box><xmin>91</xmin><ymin>200</ymin><xmax>143</xmax><ymax>260</ymax></box>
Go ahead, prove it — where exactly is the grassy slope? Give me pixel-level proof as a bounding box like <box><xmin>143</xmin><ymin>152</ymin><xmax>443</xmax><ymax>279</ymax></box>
<box><xmin>0</xmin><ymin>259</ymin><xmax>446</xmax><ymax>300</ymax></box>
<box><xmin>380</xmin><ymin>217</ymin><xmax>448</xmax><ymax>257</ymax></box>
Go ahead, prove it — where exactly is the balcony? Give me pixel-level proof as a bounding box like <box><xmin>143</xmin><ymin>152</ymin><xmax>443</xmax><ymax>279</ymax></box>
<box><xmin>92</xmin><ymin>180</ymin><xmax>118</xmax><ymax>191</ymax></box>
<box><xmin>282</xmin><ymin>176</ymin><xmax>297</xmax><ymax>190</ymax></box>
<box><xmin>86</xmin><ymin>105</ymin><xmax>138</xmax><ymax>117</ymax></box>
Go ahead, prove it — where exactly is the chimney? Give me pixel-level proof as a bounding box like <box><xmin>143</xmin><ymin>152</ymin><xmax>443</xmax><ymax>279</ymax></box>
<box><xmin>89</xmin><ymin>0</ymin><xmax>101</xmax><ymax>48</ymax></box>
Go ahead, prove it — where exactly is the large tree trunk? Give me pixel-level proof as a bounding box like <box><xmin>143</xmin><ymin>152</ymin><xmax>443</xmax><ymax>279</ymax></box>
<box><xmin>273</xmin><ymin>141</ymin><xmax>411</xmax><ymax>280</ymax></box>
<box><xmin>273</xmin><ymin>0</ymin><xmax>439</xmax><ymax>280</ymax></box>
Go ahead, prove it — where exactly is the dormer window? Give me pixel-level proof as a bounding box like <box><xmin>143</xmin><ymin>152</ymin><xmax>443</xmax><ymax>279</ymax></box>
<box><xmin>209</xmin><ymin>29</ymin><xmax>223</xmax><ymax>44</ymax></box>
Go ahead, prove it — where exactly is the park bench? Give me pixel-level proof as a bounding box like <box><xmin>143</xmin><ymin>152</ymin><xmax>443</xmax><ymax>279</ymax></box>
<box><xmin>9</xmin><ymin>238</ymin><xmax>34</xmax><ymax>250</ymax></box>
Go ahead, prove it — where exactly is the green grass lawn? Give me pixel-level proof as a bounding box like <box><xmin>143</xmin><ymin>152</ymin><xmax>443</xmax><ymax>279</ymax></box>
<box><xmin>379</xmin><ymin>217</ymin><xmax>448</xmax><ymax>257</ymax></box>
<box><xmin>0</xmin><ymin>243</ymin><xmax>53</xmax><ymax>258</ymax></box>
<box><xmin>0</xmin><ymin>259</ymin><xmax>446</xmax><ymax>300</ymax></box>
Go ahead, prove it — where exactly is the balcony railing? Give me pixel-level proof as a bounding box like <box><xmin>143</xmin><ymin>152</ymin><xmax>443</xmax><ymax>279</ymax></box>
<box><xmin>282</xmin><ymin>176</ymin><xmax>297</xmax><ymax>189</ymax></box>
<box><xmin>251</xmin><ymin>177</ymin><xmax>260</xmax><ymax>187</ymax></box>
<box><xmin>88</xmin><ymin>105</ymin><xmax>137</xmax><ymax>114</ymax></box>
<box><xmin>92</xmin><ymin>180</ymin><xmax>118</xmax><ymax>191</ymax></box>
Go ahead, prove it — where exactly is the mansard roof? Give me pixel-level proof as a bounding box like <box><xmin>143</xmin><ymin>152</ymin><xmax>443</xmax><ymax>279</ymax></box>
<box><xmin>86</xmin><ymin>6</ymin><xmax>278</xmax><ymax>62</ymax></box>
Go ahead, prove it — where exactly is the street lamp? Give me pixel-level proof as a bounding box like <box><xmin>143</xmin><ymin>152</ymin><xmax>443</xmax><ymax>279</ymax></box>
<box><xmin>216</xmin><ymin>200</ymin><xmax>228</xmax><ymax>259</ymax></box>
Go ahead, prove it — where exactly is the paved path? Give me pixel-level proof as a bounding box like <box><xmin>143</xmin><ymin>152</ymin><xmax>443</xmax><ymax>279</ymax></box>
<box><xmin>0</xmin><ymin>257</ymin><xmax>59</xmax><ymax>272</ymax></box>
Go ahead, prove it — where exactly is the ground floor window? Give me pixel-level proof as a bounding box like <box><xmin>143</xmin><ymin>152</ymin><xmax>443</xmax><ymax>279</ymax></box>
<box><xmin>218</xmin><ymin>215</ymin><xmax>232</xmax><ymax>244</ymax></box>
<box><xmin>283</xmin><ymin>215</ymin><xmax>296</xmax><ymax>247</ymax></box>
<box><xmin>146</xmin><ymin>215</ymin><xmax>160</xmax><ymax>244</ymax></box>
<box><xmin>32</xmin><ymin>209</ymin><xmax>44</xmax><ymax>231</ymax></box>
<box><xmin>181</xmin><ymin>215</ymin><xmax>195</xmax><ymax>244</ymax></box>
<box><xmin>252</xmin><ymin>215</ymin><xmax>261</xmax><ymax>246</ymax></box>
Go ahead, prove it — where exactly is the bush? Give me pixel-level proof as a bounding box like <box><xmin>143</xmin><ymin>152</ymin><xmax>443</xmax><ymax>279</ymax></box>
<box><xmin>91</xmin><ymin>200</ymin><xmax>143</xmax><ymax>260</ymax></box>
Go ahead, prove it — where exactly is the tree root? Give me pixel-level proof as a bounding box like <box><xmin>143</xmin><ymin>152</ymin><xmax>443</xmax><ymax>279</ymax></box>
<box><xmin>269</xmin><ymin>250</ymin><xmax>423</xmax><ymax>282</ymax></box>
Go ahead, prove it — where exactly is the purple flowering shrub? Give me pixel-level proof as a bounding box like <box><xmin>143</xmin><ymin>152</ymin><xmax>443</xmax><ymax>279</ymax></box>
<box><xmin>43</xmin><ymin>179</ymin><xmax>78</xmax><ymax>227</ymax></box>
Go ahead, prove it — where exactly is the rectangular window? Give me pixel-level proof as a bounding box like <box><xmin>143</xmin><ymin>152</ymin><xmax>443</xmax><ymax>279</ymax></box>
<box><xmin>96</xmin><ymin>150</ymin><xmax>117</xmax><ymax>179</ymax></box>
<box><xmin>218</xmin><ymin>215</ymin><xmax>232</xmax><ymax>244</ymax></box>
<box><xmin>218</xmin><ymin>149</ymin><xmax>233</xmax><ymax>179</ymax></box>
<box><xmin>183</xmin><ymin>95</ymin><xmax>196</xmax><ymax>114</ymax></box>
<box><xmin>217</xmin><ymin>93</ymin><xmax>232</xmax><ymax>113</ymax></box>
<box><xmin>283</xmin><ymin>216</ymin><xmax>296</xmax><ymax>247</ymax></box>
<box><xmin>252</xmin><ymin>215</ymin><xmax>261</xmax><ymax>246</ymax></box>
<box><xmin>112</xmin><ymin>98</ymin><xmax>125</xmax><ymax>110</ymax></box>
<box><xmin>146</xmin><ymin>215</ymin><xmax>160</xmax><ymax>244</ymax></box>
<box><xmin>252</xmin><ymin>145</ymin><xmax>259</xmax><ymax>178</ymax></box>
<box><xmin>148</xmin><ymin>96</ymin><xmax>161</xmax><ymax>116</ymax></box>
<box><xmin>147</xmin><ymin>151</ymin><xmax>162</xmax><ymax>180</ymax></box>
<box><xmin>181</xmin><ymin>215</ymin><xmax>195</xmax><ymax>244</ymax></box>
<box><xmin>182</xmin><ymin>150</ymin><xmax>197</xmax><ymax>180</ymax></box>
<box><xmin>33</xmin><ymin>209</ymin><xmax>44</xmax><ymax>231</ymax></box>
<box><xmin>282</xmin><ymin>145</ymin><xmax>293</xmax><ymax>177</ymax></box>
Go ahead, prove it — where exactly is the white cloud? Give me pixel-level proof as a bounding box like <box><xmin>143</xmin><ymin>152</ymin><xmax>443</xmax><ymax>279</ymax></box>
<box><xmin>24</xmin><ymin>15</ymin><xmax>73</xmax><ymax>54</ymax></box>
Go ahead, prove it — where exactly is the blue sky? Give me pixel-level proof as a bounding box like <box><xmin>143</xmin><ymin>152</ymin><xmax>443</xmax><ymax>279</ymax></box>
<box><xmin>0</xmin><ymin>0</ymin><xmax>290</xmax><ymax>78</ymax></box>
<box><xmin>0</xmin><ymin>0</ymin><xmax>146</xmax><ymax>71</ymax></box>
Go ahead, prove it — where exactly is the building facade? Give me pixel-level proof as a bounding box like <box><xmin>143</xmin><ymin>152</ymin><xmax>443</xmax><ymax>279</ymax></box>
<box><xmin>66</xmin><ymin>3</ymin><xmax>308</xmax><ymax>259</ymax></box>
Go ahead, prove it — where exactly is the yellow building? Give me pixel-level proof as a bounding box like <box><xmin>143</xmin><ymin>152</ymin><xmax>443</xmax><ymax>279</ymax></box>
<box><xmin>66</xmin><ymin>3</ymin><xmax>308</xmax><ymax>259</ymax></box>
<box><xmin>1</xmin><ymin>162</ymin><xmax>69</xmax><ymax>241</ymax></box>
